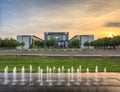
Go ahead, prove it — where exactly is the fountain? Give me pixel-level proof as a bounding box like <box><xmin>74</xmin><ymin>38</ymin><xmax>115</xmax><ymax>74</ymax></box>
<box><xmin>67</xmin><ymin>68</ymin><xmax>71</xmax><ymax>86</ymax></box>
<box><xmin>103</xmin><ymin>67</ymin><xmax>107</xmax><ymax>79</ymax></box>
<box><xmin>29</xmin><ymin>65</ymin><xmax>33</xmax><ymax>85</ymax></box>
<box><xmin>21</xmin><ymin>66</ymin><xmax>25</xmax><ymax>85</ymax></box>
<box><xmin>40</xmin><ymin>69</ymin><xmax>43</xmax><ymax>86</ymax></box>
<box><xmin>1</xmin><ymin>65</ymin><xmax>110</xmax><ymax>87</ymax></box>
<box><xmin>62</xmin><ymin>66</ymin><xmax>64</xmax><ymax>73</ymax></box>
<box><xmin>12</xmin><ymin>67</ymin><xmax>17</xmax><ymax>85</ymax></box>
<box><xmin>38</xmin><ymin>66</ymin><xmax>41</xmax><ymax>82</ymax></box>
<box><xmin>57</xmin><ymin>67</ymin><xmax>61</xmax><ymax>85</ymax></box>
<box><xmin>102</xmin><ymin>67</ymin><xmax>107</xmax><ymax>85</ymax></box>
<box><xmin>75</xmin><ymin>68</ymin><xmax>80</xmax><ymax>85</ymax></box>
<box><xmin>79</xmin><ymin>65</ymin><xmax>82</xmax><ymax>81</ymax></box>
<box><xmin>86</xmin><ymin>68</ymin><xmax>90</xmax><ymax>85</ymax></box>
<box><xmin>48</xmin><ymin>68</ymin><xmax>52</xmax><ymax>86</ymax></box>
<box><xmin>61</xmin><ymin>66</ymin><xmax>65</xmax><ymax>81</ymax></box>
<box><xmin>46</xmin><ymin>66</ymin><xmax>49</xmax><ymax>82</ymax></box>
<box><xmin>4</xmin><ymin>66</ymin><xmax>8</xmax><ymax>85</ymax></box>
<box><xmin>79</xmin><ymin>65</ymin><xmax>81</xmax><ymax>72</ymax></box>
<box><xmin>94</xmin><ymin>65</ymin><xmax>99</xmax><ymax>85</ymax></box>
<box><xmin>0</xmin><ymin>65</ymin><xmax>118</xmax><ymax>92</ymax></box>
<box><xmin>71</xmin><ymin>66</ymin><xmax>74</xmax><ymax>81</ymax></box>
<box><xmin>53</xmin><ymin>66</ymin><xmax>56</xmax><ymax>81</ymax></box>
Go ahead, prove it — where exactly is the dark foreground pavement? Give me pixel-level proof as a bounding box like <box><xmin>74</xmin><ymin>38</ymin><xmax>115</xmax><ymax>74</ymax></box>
<box><xmin>0</xmin><ymin>73</ymin><xmax>119</xmax><ymax>92</ymax></box>
<box><xmin>0</xmin><ymin>86</ymin><xmax>119</xmax><ymax>92</ymax></box>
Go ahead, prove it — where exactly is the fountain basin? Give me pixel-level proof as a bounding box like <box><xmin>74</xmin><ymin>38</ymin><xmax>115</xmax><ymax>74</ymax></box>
<box><xmin>0</xmin><ymin>73</ymin><xmax>119</xmax><ymax>92</ymax></box>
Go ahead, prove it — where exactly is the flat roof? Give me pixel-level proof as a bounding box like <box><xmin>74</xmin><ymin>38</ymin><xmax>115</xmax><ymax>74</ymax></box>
<box><xmin>70</xmin><ymin>35</ymin><xmax>94</xmax><ymax>41</ymax></box>
<box><xmin>44</xmin><ymin>32</ymin><xmax>69</xmax><ymax>34</ymax></box>
<box><xmin>17</xmin><ymin>35</ymin><xmax>43</xmax><ymax>41</ymax></box>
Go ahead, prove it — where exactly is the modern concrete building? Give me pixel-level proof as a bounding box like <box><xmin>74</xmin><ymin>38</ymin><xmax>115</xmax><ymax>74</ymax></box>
<box><xmin>70</xmin><ymin>35</ymin><xmax>94</xmax><ymax>49</ymax></box>
<box><xmin>44</xmin><ymin>32</ymin><xmax>69</xmax><ymax>48</ymax></box>
<box><xmin>17</xmin><ymin>35</ymin><xmax>43</xmax><ymax>49</ymax></box>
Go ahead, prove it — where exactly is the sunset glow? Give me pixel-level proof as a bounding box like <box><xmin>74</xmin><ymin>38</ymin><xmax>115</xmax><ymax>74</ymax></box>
<box><xmin>108</xmin><ymin>33</ymin><xmax>114</xmax><ymax>38</ymax></box>
<box><xmin>1</xmin><ymin>0</ymin><xmax>120</xmax><ymax>39</ymax></box>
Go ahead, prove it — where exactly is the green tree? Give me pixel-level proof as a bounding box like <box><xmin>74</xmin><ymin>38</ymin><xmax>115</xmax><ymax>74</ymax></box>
<box><xmin>84</xmin><ymin>41</ymin><xmax>90</xmax><ymax>49</ymax></box>
<box><xmin>35</xmin><ymin>40</ymin><xmax>44</xmax><ymax>48</ymax></box>
<box><xmin>90</xmin><ymin>35</ymin><xmax>120</xmax><ymax>49</ymax></box>
<box><xmin>2</xmin><ymin>38</ymin><xmax>10</xmax><ymax>48</ymax></box>
<box><xmin>30</xmin><ymin>39</ymin><xmax>38</xmax><ymax>49</ymax></box>
<box><xmin>46</xmin><ymin>39</ymin><xmax>56</xmax><ymax>48</ymax></box>
<box><xmin>113</xmin><ymin>36</ymin><xmax>120</xmax><ymax>46</ymax></box>
<box><xmin>20</xmin><ymin>42</ymin><xmax>25</xmax><ymax>49</ymax></box>
<box><xmin>0</xmin><ymin>38</ymin><xmax>19</xmax><ymax>49</ymax></box>
<box><xmin>9</xmin><ymin>38</ymin><xmax>19</xmax><ymax>48</ymax></box>
<box><xmin>70</xmin><ymin>39</ymin><xmax>80</xmax><ymax>48</ymax></box>
<box><xmin>0</xmin><ymin>38</ymin><xmax>2</xmax><ymax>48</ymax></box>
<box><xmin>109</xmin><ymin>36</ymin><xmax>120</xmax><ymax>49</ymax></box>
<box><xmin>101</xmin><ymin>37</ymin><xmax>109</xmax><ymax>49</ymax></box>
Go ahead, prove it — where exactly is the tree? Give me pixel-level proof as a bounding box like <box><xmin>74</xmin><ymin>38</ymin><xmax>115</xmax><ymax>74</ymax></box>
<box><xmin>108</xmin><ymin>38</ymin><xmax>116</xmax><ymax>49</ymax></box>
<box><xmin>2</xmin><ymin>38</ymin><xmax>10</xmax><ymax>48</ymax></box>
<box><xmin>9</xmin><ymin>38</ymin><xmax>19</xmax><ymax>48</ymax></box>
<box><xmin>101</xmin><ymin>37</ymin><xmax>110</xmax><ymax>49</ymax></box>
<box><xmin>35</xmin><ymin>40</ymin><xmax>44</xmax><ymax>48</ymax></box>
<box><xmin>20</xmin><ymin>42</ymin><xmax>25</xmax><ymax>47</ymax></box>
<box><xmin>113</xmin><ymin>36</ymin><xmax>120</xmax><ymax>46</ymax></box>
<box><xmin>70</xmin><ymin>39</ymin><xmax>80</xmax><ymax>48</ymax></box>
<box><xmin>0</xmin><ymin>38</ymin><xmax>20</xmax><ymax>49</ymax></box>
<box><xmin>89</xmin><ymin>35</ymin><xmax>120</xmax><ymax>49</ymax></box>
<box><xmin>46</xmin><ymin>39</ymin><xmax>56</xmax><ymax>48</ymax></box>
<box><xmin>84</xmin><ymin>41</ymin><xmax>90</xmax><ymax>49</ymax></box>
<box><xmin>0</xmin><ymin>38</ymin><xmax>2</xmax><ymax>48</ymax></box>
<box><xmin>20</xmin><ymin>42</ymin><xmax>25</xmax><ymax>49</ymax></box>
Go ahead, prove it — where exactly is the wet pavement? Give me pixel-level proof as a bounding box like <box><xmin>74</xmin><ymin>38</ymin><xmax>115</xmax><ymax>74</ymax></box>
<box><xmin>0</xmin><ymin>86</ymin><xmax>119</xmax><ymax>92</ymax></box>
<box><xmin>0</xmin><ymin>73</ymin><xmax>119</xmax><ymax>92</ymax></box>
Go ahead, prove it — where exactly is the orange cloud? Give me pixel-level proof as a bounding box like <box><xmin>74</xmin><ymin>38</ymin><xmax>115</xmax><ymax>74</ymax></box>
<box><xmin>1</xmin><ymin>0</ymin><xmax>120</xmax><ymax>40</ymax></box>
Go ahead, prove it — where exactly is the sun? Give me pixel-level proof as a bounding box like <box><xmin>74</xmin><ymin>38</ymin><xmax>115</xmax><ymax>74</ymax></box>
<box><xmin>108</xmin><ymin>33</ymin><xmax>115</xmax><ymax>38</ymax></box>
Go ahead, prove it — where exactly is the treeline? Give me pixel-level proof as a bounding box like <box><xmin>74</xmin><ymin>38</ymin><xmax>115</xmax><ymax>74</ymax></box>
<box><xmin>30</xmin><ymin>40</ymin><xmax>44</xmax><ymax>48</ymax></box>
<box><xmin>0</xmin><ymin>38</ymin><xmax>24</xmax><ymax>49</ymax></box>
<box><xmin>70</xmin><ymin>39</ymin><xmax>80</xmax><ymax>48</ymax></box>
<box><xmin>44</xmin><ymin>35</ymin><xmax>120</xmax><ymax>49</ymax></box>
<box><xmin>1</xmin><ymin>35</ymin><xmax>120</xmax><ymax>49</ymax></box>
<box><xmin>84</xmin><ymin>35</ymin><xmax>120</xmax><ymax>49</ymax></box>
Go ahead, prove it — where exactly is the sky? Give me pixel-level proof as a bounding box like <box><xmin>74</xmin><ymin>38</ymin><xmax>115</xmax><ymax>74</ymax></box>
<box><xmin>1</xmin><ymin>0</ymin><xmax>120</xmax><ymax>40</ymax></box>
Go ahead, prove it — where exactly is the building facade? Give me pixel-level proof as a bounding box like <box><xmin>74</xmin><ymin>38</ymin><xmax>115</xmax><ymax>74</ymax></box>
<box><xmin>17</xmin><ymin>35</ymin><xmax>43</xmax><ymax>49</ymax></box>
<box><xmin>44</xmin><ymin>32</ymin><xmax>69</xmax><ymax>48</ymax></box>
<box><xmin>70</xmin><ymin>35</ymin><xmax>94</xmax><ymax>49</ymax></box>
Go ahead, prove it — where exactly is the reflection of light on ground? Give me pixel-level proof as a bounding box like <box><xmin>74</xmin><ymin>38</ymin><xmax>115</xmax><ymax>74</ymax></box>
<box><xmin>0</xmin><ymin>73</ymin><xmax>119</xmax><ymax>92</ymax></box>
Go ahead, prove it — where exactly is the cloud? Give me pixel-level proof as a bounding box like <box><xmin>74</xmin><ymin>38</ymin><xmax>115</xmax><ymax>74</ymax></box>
<box><xmin>1</xmin><ymin>0</ymin><xmax>120</xmax><ymax>39</ymax></box>
<box><xmin>84</xmin><ymin>0</ymin><xmax>120</xmax><ymax>12</ymax></box>
<box><xmin>105</xmin><ymin>22</ymin><xmax>120</xmax><ymax>27</ymax></box>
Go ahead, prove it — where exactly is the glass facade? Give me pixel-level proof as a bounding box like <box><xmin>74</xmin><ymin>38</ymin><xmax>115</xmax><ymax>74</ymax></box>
<box><xmin>44</xmin><ymin>32</ymin><xmax>69</xmax><ymax>48</ymax></box>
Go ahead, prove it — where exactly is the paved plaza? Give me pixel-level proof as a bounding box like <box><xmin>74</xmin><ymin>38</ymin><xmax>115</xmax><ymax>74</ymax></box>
<box><xmin>0</xmin><ymin>50</ymin><xmax>120</xmax><ymax>57</ymax></box>
<box><xmin>0</xmin><ymin>73</ymin><xmax>119</xmax><ymax>92</ymax></box>
<box><xmin>0</xmin><ymin>50</ymin><xmax>119</xmax><ymax>91</ymax></box>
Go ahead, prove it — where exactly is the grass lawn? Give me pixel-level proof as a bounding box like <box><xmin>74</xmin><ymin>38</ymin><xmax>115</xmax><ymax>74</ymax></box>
<box><xmin>0</xmin><ymin>55</ymin><xmax>120</xmax><ymax>72</ymax></box>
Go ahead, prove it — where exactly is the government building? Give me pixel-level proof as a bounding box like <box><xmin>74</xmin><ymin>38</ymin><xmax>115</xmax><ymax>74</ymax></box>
<box><xmin>70</xmin><ymin>35</ymin><xmax>94</xmax><ymax>49</ymax></box>
<box><xmin>17</xmin><ymin>32</ymin><xmax>94</xmax><ymax>49</ymax></box>
<box><xmin>17</xmin><ymin>35</ymin><xmax>43</xmax><ymax>49</ymax></box>
<box><xmin>44</xmin><ymin>32</ymin><xmax>69</xmax><ymax>48</ymax></box>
